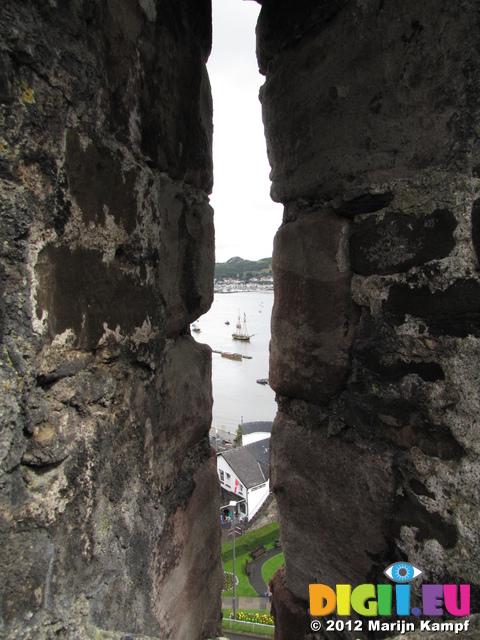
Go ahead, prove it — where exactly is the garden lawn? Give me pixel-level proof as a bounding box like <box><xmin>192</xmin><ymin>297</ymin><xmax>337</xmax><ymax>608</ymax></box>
<box><xmin>222</xmin><ymin>556</ymin><xmax>257</xmax><ymax>597</ymax></box>
<box><xmin>261</xmin><ymin>552</ymin><xmax>285</xmax><ymax>586</ymax></box>
<box><xmin>221</xmin><ymin>522</ymin><xmax>280</xmax><ymax>598</ymax></box>
<box><xmin>221</xmin><ymin>521</ymin><xmax>279</xmax><ymax>564</ymax></box>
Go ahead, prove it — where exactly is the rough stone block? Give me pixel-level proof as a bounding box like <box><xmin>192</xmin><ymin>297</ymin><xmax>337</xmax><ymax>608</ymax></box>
<box><xmin>270</xmin><ymin>412</ymin><xmax>396</xmax><ymax>601</ymax></box>
<box><xmin>270</xmin><ymin>209</ymin><xmax>360</xmax><ymax>405</ymax></box>
<box><xmin>152</xmin><ymin>453</ymin><xmax>223</xmax><ymax>639</ymax></box>
<box><xmin>269</xmin><ymin>569</ymin><xmax>310</xmax><ymax>640</ymax></box>
<box><xmin>471</xmin><ymin>198</ymin><xmax>480</xmax><ymax>264</ymax></box>
<box><xmin>144</xmin><ymin>335</ymin><xmax>213</xmax><ymax>490</ymax></box>
<box><xmin>155</xmin><ymin>178</ymin><xmax>215</xmax><ymax>337</ymax></box>
<box><xmin>35</xmin><ymin>244</ymin><xmax>158</xmax><ymax>349</ymax></box>
<box><xmin>384</xmin><ymin>278</ymin><xmax>480</xmax><ymax>337</ymax></box>
<box><xmin>350</xmin><ymin>208</ymin><xmax>457</xmax><ymax>276</ymax></box>
<box><xmin>259</xmin><ymin>1</ymin><xmax>480</xmax><ymax>203</ymax></box>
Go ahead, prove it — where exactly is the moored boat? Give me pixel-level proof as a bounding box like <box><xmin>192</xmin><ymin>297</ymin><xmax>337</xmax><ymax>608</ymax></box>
<box><xmin>232</xmin><ymin>311</ymin><xmax>252</xmax><ymax>341</ymax></box>
<box><xmin>221</xmin><ymin>351</ymin><xmax>243</xmax><ymax>360</ymax></box>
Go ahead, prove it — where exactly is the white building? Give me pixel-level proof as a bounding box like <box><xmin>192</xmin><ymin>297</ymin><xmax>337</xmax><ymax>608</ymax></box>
<box><xmin>217</xmin><ymin>438</ymin><xmax>270</xmax><ymax>522</ymax></box>
<box><xmin>240</xmin><ymin>421</ymin><xmax>272</xmax><ymax>446</ymax></box>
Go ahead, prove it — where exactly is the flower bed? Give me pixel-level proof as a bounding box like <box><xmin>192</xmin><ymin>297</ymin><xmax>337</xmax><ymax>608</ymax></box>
<box><xmin>222</xmin><ymin>571</ymin><xmax>238</xmax><ymax>592</ymax></box>
<box><xmin>236</xmin><ymin>611</ymin><xmax>274</xmax><ymax>626</ymax></box>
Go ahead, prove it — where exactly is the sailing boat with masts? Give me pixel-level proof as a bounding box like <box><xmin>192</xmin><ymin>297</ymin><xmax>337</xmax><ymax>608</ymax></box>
<box><xmin>232</xmin><ymin>311</ymin><xmax>252</xmax><ymax>341</ymax></box>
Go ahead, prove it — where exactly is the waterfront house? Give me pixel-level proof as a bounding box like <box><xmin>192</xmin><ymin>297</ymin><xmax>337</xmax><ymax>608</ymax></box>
<box><xmin>217</xmin><ymin>438</ymin><xmax>270</xmax><ymax>522</ymax></box>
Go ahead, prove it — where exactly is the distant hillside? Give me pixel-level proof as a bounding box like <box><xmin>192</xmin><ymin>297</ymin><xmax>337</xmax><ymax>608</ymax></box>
<box><xmin>215</xmin><ymin>257</ymin><xmax>272</xmax><ymax>280</ymax></box>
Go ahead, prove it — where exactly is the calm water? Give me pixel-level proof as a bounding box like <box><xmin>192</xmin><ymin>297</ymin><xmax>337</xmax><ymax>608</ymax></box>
<box><xmin>192</xmin><ymin>291</ymin><xmax>277</xmax><ymax>434</ymax></box>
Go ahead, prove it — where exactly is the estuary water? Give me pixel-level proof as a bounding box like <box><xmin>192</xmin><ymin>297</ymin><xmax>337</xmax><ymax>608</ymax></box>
<box><xmin>192</xmin><ymin>291</ymin><xmax>277</xmax><ymax>435</ymax></box>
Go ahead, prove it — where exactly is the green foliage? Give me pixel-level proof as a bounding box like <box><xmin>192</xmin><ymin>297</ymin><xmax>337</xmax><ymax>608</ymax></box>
<box><xmin>261</xmin><ymin>552</ymin><xmax>285</xmax><ymax>586</ymax></box>
<box><xmin>223</xmin><ymin>572</ymin><xmax>234</xmax><ymax>591</ymax></box>
<box><xmin>222</xmin><ymin>557</ymin><xmax>257</xmax><ymax>597</ymax></box>
<box><xmin>236</xmin><ymin>611</ymin><xmax>274</xmax><ymax>625</ymax></box>
<box><xmin>233</xmin><ymin>426</ymin><xmax>242</xmax><ymax>447</ymax></box>
<box><xmin>215</xmin><ymin>256</ymin><xmax>272</xmax><ymax>280</ymax></box>
<box><xmin>221</xmin><ymin>521</ymin><xmax>280</xmax><ymax>564</ymax></box>
<box><xmin>221</xmin><ymin>522</ymin><xmax>281</xmax><ymax>598</ymax></box>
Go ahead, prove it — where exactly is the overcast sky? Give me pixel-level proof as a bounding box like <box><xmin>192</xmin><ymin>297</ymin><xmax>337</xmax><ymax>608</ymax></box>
<box><xmin>207</xmin><ymin>0</ymin><xmax>283</xmax><ymax>264</ymax></box>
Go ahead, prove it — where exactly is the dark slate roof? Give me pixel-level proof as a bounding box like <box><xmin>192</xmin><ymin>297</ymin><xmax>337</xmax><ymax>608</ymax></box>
<box><xmin>245</xmin><ymin>438</ymin><xmax>270</xmax><ymax>466</ymax></box>
<box><xmin>220</xmin><ymin>438</ymin><xmax>270</xmax><ymax>489</ymax></box>
<box><xmin>240</xmin><ymin>421</ymin><xmax>273</xmax><ymax>436</ymax></box>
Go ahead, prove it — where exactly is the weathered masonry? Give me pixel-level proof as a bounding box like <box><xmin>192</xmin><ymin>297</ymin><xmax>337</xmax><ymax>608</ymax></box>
<box><xmin>1</xmin><ymin>1</ymin><xmax>480</xmax><ymax>640</ymax></box>
<box><xmin>259</xmin><ymin>1</ymin><xmax>480</xmax><ymax>638</ymax></box>
<box><xmin>0</xmin><ymin>1</ymin><xmax>221</xmax><ymax>638</ymax></box>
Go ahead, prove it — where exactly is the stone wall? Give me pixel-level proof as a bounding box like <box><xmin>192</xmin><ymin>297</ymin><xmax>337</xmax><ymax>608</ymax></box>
<box><xmin>4</xmin><ymin>1</ymin><xmax>480</xmax><ymax>638</ymax></box>
<box><xmin>257</xmin><ymin>1</ymin><xmax>480</xmax><ymax>638</ymax></box>
<box><xmin>0</xmin><ymin>1</ymin><xmax>222</xmax><ymax>638</ymax></box>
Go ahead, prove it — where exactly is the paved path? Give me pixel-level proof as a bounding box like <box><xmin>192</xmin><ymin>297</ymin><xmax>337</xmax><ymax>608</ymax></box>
<box><xmin>221</xmin><ymin>548</ymin><xmax>283</xmax><ymax>614</ymax></box>
<box><xmin>248</xmin><ymin>547</ymin><xmax>283</xmax><ymax>596</ymax></box>
<box><xmin>222</xmin><ymin>595</ymin><xmax>270</xmax><ymax>611</ymax></box>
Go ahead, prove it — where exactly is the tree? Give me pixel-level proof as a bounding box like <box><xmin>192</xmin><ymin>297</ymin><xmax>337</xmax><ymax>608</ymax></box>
<box><xmin>234</xmin><ymin>426</ymin><xmax>242</xmax><ymax>447</ymax></box>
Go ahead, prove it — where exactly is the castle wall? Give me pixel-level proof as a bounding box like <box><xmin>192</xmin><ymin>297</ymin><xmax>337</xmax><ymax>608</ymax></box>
<box><xmin>257</xmin><ymin>1</ymin><xmax>480</xmax><ymax>637</ymax></box>
<box><xmin>0</xmin><ymin>1</ymin><xmax>222</xmax><ymax>637</ymax></box>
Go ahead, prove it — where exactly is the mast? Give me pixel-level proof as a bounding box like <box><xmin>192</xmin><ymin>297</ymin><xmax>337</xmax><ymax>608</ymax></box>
<box><xmin>236</xmin><ymin>310</ymin><xmax>242</xmax><ymax>336</ymax></box>
<box><xmin>232</xmin><ymin>310</ymin><xmax>251</xmax><ymax>341</ymax></box>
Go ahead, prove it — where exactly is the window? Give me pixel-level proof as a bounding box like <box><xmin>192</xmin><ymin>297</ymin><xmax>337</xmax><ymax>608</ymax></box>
<box><xmin>219</xmin><ymin>470</ymin><xmax>224</xmax><ymax>482</ymax></box>
<box><xmin>226</xmin><ymin>473</ymin><xmax>231</xmax><ymax>480</ymax></box>
<box><xmin>239</xmin><ymin>484</ymin><xmax>244</xmax><ymax>494</ymax></box>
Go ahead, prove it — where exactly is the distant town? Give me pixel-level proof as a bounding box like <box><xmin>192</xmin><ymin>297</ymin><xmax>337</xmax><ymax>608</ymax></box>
<box><xmin>214</xmin><ymin>276</ymin><xmax>273</xmax><ymax>293</ymax></box>
<box><xmin>214</xmin><ymin>256</ymin><xmax>273</xmax><ymax>293</ymax></box>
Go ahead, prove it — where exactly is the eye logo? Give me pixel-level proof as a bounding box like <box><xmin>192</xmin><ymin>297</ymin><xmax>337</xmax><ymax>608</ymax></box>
<box><xmin>310</xmin><ymin>562</ymin><xmax>470</xmax><ymax>619</ymax></box>
<box><xmin>384</xmin><ymin>562</ymin><xmax>422</xmax><ymax>583</ymax></box>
